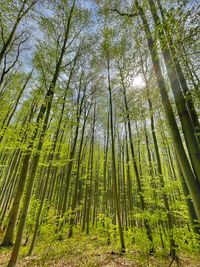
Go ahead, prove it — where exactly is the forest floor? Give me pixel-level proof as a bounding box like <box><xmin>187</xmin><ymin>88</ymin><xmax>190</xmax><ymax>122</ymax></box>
<box><xmin>1</xmin><ymin>232</ymin><xmax>200</xmax><ymax>267</ymax></box>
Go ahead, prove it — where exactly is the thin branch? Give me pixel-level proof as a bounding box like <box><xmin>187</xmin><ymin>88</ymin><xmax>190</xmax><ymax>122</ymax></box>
<box><xmin>0</xmin><ymin>36</ymin><xmax>30</xmax><ymax>85</ymax></box>
<box><xmin>0</xmin><ymin>16</ymin><xmax>5</xmax><ymax>44</ymax></box>
<box><xmin>19</xmin><ymin>0</ymin><xmax>39</xmax><ymax>20</ymax></box>
<box><xmin>12</xmin><ymin>30</ymin><xmax>27</xmax><ymax>45</ymax></box>
<box><xmin>108</xmin><ymin>8</ymin><xmax>138</xmax><ymax>18</ymax></box>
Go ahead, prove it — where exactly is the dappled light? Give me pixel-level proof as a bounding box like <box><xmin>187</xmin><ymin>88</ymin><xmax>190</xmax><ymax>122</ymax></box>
<box><xmin>0</xmin><ymin>0</ymin><xmax>199</xmax><ymax>266</ymax></box>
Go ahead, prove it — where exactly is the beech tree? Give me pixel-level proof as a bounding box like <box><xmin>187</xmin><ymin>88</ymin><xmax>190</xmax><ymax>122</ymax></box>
<box><xmin>0</xmin><ymin>1</ymin><xmax>199</xmax><ymax>266</ymax></box>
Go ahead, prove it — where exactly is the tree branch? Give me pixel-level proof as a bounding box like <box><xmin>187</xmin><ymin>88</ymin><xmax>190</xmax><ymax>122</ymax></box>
<box><xmin>108</xmin><ymin>8</ymin><xmax>138</xmax><ymax>18</ymax></box>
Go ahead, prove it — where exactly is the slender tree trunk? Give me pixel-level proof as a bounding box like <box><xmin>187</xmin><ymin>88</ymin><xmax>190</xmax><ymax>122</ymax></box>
<box><xmin>107</xmin><ymin>56</ymin><xmax>126</xmax><ymax>253</ymax></box>
<box><xmin>147</xmin><ymin>0</ymin><xmax>200</xmax><ymax>182</ymax></box>
<box><xmin>7</xmin><ymin>3</ymin><xmax>75</xmax><ymax>265</ymax></box>
<box><xmin>119</xmin><ymin>65</ymin><xmax>154</xmax><ymax>253</ymax></box>
<box><xmin>0</xmin><ymin>0</ymin><xmax>37</xmax><ymax>65</ymax></box>
<box><xmin>156</xmin><ymin>0</ymin><xmax>200</xmax><ymax>144</ymax></box>
<box><xmin>0</xmin><ymin>71</ymin><xmax>32</xmax><ymax>143</ymax></box>
<box><xmin>134</xmin><ymin>0</ymin><xmax>200</xmax><ymax>221</ymax></box>
<box><xmin>147</xmin><ymin>84</ymin><xmax>177</xmax><ymax>257</ymax></box>
<box><xmin>68</xmin><ymin>104</ymin><xmax>91</xmax><ymax>237</ymax></box>
<box><xmin>60</xmin><ymin>76</ymin><xmax>86</xmax><ymax>228</ymax></box>
<box><xmin>86</xmin><ymin>104</ymin><xmax>96</xmax><ymax>235</ymax></box>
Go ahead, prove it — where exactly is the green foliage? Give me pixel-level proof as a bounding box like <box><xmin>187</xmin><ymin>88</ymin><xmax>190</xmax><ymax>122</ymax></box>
<box><xmin>0</xmin><ymin>1</ymin><xmax>199</xmax><ymax>266</ymax></box>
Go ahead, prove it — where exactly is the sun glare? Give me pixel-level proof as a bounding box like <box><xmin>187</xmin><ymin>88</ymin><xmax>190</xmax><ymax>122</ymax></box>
<box><xmin>132</xmin><ymin>75</ymin><xmax>145</xmax><ymax>88</ymax></box>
